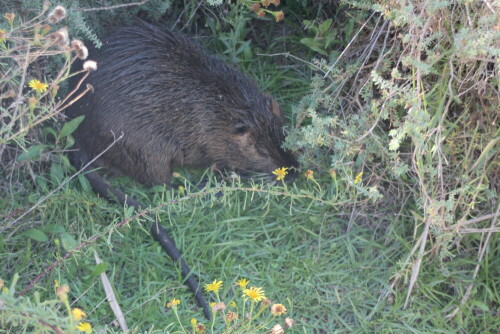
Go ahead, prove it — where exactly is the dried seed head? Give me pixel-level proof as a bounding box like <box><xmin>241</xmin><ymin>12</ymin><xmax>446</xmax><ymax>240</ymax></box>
<box><xmin>211</xmin><ymin>302</ymin><xmax>226</xmax><ymax>312</ymax></box>
<box><xmin>83</xmin><ymin>60</ymin><xmax>97</xmax><ymax>71</ymax></box>
<box><xmin>262</xmin><ymin>0</ymin><xmax>271</xmax><ymax>7</ymax></box>
<box><xmin>284</xmin><ymin>317</ymin><xmax>294</xmax><ymax>329</ymax></box>
<box><xmin>271</xmin><ymin>324</ymin><xmax>284</xmax><ymax>334</ymax></box>
<box><xmin>72</xmin><ymin>39</ymin><xmax>88</xmax><ymax>60</ymax></box>
<box><xmin>261</xmin><ymin>298</ymin><xmax>271</xmax><ymax>306</ymax></box>
<box><xmin>225</xmin><ymin>311</ymin><xmax>238</xmax><ymax>321</ymax></box>
<box><xmin>272</xmin><ymin>0</ymin><xmax>281</xmax><ymax>6</ymax></box>
<box><xmin>257</xmin><ymin>9</ymin><xmax>266</xmax><ymax>18</ymax></box>
<box><xmin>48</xmin><ymin>5</ymin><xmax>67</xmax><ymax>24</ymax></box>
<box><xmin>50</xmin><ymin>27</ymin><xmax>69</xmax><ymax>48</ymax></box>
<box><xmin>274</xmin><ymin>10</ymin><xmax>285</xmax><ymax>22</ymax></box>
<box><xmin>251</xmin><ymin>3</ymin><xmax>261</xmax><ymax>12</ymax></box>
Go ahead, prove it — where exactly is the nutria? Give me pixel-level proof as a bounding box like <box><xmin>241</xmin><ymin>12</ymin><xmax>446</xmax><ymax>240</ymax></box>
<box><xmin>68</xmin><ymin>22</ymin><xmax>297</xmax><ymax>320</ymax></box>
<box><xmin>70</xmin><ymin>23</ymin><xmax>297</xmax><ymax>185</ymax></box>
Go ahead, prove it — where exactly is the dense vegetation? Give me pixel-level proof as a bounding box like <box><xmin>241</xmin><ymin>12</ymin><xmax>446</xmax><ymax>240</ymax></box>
<box><xmin>1</xmin><ymin>0</ymin><xmax>498</xmax><ymax>333</ymax></box>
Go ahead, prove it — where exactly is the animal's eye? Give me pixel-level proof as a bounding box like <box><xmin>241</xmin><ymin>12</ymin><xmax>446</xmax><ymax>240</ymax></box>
<box><xmin>232</xmin><ymin>124</ymin><xmax>249</xmax><ymax>135</ymax></box>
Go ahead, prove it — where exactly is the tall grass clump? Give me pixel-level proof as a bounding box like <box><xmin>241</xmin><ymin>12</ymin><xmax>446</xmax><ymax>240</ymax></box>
<box><xmin>286</xmin><ymin>0</ymin><xmax>498</xmax><ymax>320</ymax></box>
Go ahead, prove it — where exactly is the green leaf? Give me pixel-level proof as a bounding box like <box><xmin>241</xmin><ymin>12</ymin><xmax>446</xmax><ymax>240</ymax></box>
<box><xmin>23</xmin><ymin>229</ymin><xmax>49</xmax><ymax>242</ymax></box>
<box><xmin>44</xmin><ymin>224</ymin><xmax>66</xmax><ymax>234</ymax></box>
<box><xmin>59</xmin><ymin>115</ymin><xmax>85</xmax><ymax>138</ymax></box>
<box><xmin>125</xmin><ymin>206</ymin><xmax>135</xmax><ymax>219</ymax></box>
<box><xmin>64</xmin><ymin>135</ymin><xmax>75</xmax><ymax>149</ymax></box>
<box><xmin>42</xmin><ymin>126</ymin><xmax>58</xmax><ymax>141</ymax></box>
<box><xmin>17</xmin><ymin>145</ymin><xmax>49</xmax><ymax>162</ymax></box>
<box><xmin>78</xmin><ymin>174</ymin><xmax>93</xmax><ymax>194</ymax></box>
<box><xmin>319</xmin><ymin>19</ymin><xmax>333</xmax><ymax>35</ymax></box>
<box><xmin>300</xmin><ymin>38</ymin><xmax>327</xmax><ymax>56</ymax></box>
<box><xmin>60</xmin><ymin>232</ymin><xmax>78</xmax><ymax>251</ymax></box>
<box><xmin>90</xmin><ymin>262</ymin><xmax>108</xmax><ymax>279</ymax></box>
<box><xmin>50</xmin><ymin>163</ymin><xmax>65</xmax><ymax>184</ymax></box>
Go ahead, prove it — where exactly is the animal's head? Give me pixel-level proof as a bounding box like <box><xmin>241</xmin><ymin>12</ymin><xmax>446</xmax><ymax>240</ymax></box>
<box><xmin>201</xmin><ymin>94</ymin><xmax>298</xmax><ymax>180</ymax></box>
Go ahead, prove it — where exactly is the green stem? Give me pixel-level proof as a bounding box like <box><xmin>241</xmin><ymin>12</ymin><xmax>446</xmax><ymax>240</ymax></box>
<box><xmin>172</xmin><ymin>308</ymin><xmax>186</xmax><ymax>333</ymax></box>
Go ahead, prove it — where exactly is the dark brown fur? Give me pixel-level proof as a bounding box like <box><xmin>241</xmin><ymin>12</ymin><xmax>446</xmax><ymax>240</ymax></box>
<box><xmin>69</xmin><ymin>23</ymin><xmax>296</xmax><ymax>185</ymax></box>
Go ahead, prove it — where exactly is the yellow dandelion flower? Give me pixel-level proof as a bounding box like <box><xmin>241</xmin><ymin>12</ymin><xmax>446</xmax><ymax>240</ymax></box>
<box><xmin>243</xmin><ymin>286</ymin><xmax>265</xmax><ymax>302</ymax></box>
<box><xmin>204</xmin><ymin>279</ymin><xmax>223</xmax><ymax>293</ymax></box>
<box><xmin>166</xmin><ymin>298</ymin><xmax>180</xmax><ymax>308</ymax></box>
<box><xmin>272</xmin><ymin>167</ymin><xmax>288</xmax><ymax>181</ymax></box>
<box><xmin>28</xmin><ymin>79</ymin><xmax>49</xmax><ymax>93</ymax></box>
<box><xmin>191</xmin><ymin>318</ymin><xmax>197</xmax><ymax>325</ymax></box>
<box><xmin>236</xmin><ymin>278</ymin><xmax>250</xmax><ymax>288</ymax></box>
<box><xmin>76</xmin><ymin>322</ymin><xmax>92</xmax><ymax>333</ymax></box>
<box><xmin>271</xmin><ymin>303</ymin><xmax>287</xmax><ymax>316</ymax></box>
<box><xmin>354</xmin><ymin>171</ymin><xmax>363</xmax><ymax>184</ymax></box>
<box><xmin>71</xmin><ymin>308</ymin><xmax>87</xmax><ymax>320</ymax></box>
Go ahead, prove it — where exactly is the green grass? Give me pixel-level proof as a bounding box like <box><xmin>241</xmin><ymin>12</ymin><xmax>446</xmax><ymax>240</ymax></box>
<box><xmin>2</xmin><ymin>174</ymin><xmax>499</xmax><ymax>333</ymax></box>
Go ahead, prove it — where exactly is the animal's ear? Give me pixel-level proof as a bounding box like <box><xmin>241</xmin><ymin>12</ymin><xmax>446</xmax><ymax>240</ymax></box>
<box><xmin>265</xmin><ymin>94</ymin><xmax>282</xmax><ymax>118</ymax></box>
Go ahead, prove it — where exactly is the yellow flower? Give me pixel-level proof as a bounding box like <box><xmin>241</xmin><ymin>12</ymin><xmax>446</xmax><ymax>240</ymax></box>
<box><xmin>191</xmin><ymin>318</ymin><xmax>197</xmax><ymax>325</ymax></box>
<box><xmin>76</xmin><ymin>322</ymin><xmax>92</xmax><ymax>333</ymax></box>
<box><xmin>166</xmin><ymin>298</ymin><xmax>180</xmax><ymax>308</ymax></box>
<box><xmin>195</xmin><ymin>323</ymin><xmax>206</xmax><ymax>333</ymax></box>
<box><xmin>304</xmin><ymin>170</ymin><xmax>314</xmax><ymax>180</ymax></box>
<box><xmin>273</xmin><ymin>10</ymin><xmax>285</xmax><ymax>22</ymax></box>
<box><xmin>4</xmin><ymin>13</ymin><xmax>15</xmax><ymax>24</ymax></box>
<box><xmin>272</xmin><ymin>167</ymin><xmax>288</xmax><ymax>181</ymax></box>
<box><xmin>354</xmin><ymin>171</ymin><xmax>363</xmax><ymax>184</ymax></box>
<box><xmin>236</xmin><ymin>278</ymin><xmax>250</xmax><ymax>288</ymax></box>
<box><xmin>0</xmin><ymin>29</ymin><xmax>6</xmax><ymax>43</ymax></box>
<box><xmin>328</xmin><ymin>168</ymin><xmax>336</xmax><ymax>179</ymax></box>
<box><xmin>229</xmin><ymin>300</ymin><xmax>237</xmax><ymax>308</ymax></box>
<box><xmin>28</xmin><ymin>79</ymin><xmax>49</xmax><ymax>93</ymax></box>
<box><xmin>204</xmin><ymin>279</ymin><xmax>223</xmax><ymax>293</ymax></box>
<box><xmin>271</xmin><ymin>303</ymin><xmax>287</xmax><ymax>316</ymax></box>
<box><xmin>56</xmin><ymin>284</ymin><xmax>70</xmax><ymax>302</ymax></box>
<box><xmin>71</xmin><ymin>308</ymin><xmax>87</xmax><ymax>320</ymax></box>
<box><xmin>243</xmin><ymin>286</ymin><xmax>265</xmax><ymax>302</ymax></box>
